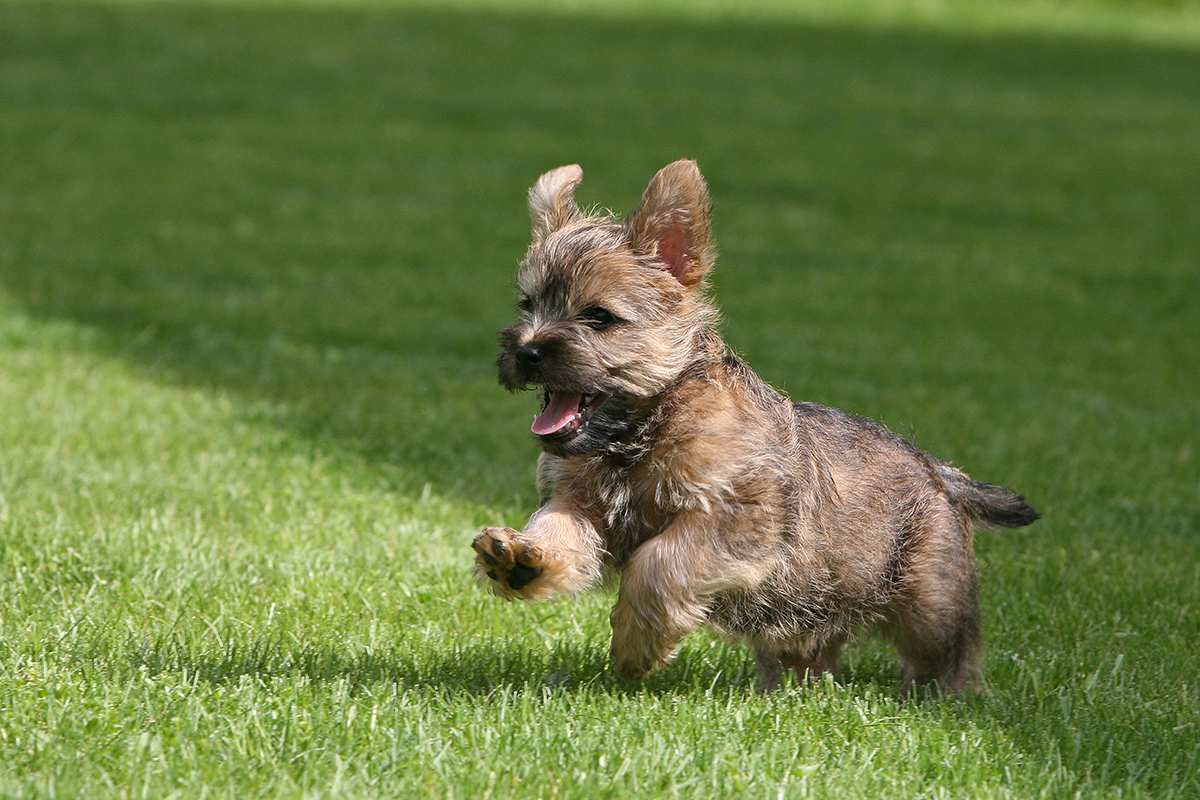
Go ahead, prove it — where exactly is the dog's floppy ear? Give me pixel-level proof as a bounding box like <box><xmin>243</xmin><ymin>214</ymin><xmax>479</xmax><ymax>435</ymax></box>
<box><xmin>626</xmin><ymin>159</ymin><xmax>714</xmax><ymax>287</ymax></box>
<box><xmin>529</xmin><ymin>164</ymin><xmax>583</xmax><ymax>240</ymax></box>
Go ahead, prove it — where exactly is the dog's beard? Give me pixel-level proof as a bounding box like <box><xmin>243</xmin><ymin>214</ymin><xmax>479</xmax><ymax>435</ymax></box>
<box><xmin>496</xmin><ymin>335</ymin><xmax>659</xmax><ymax>458</ymax></box>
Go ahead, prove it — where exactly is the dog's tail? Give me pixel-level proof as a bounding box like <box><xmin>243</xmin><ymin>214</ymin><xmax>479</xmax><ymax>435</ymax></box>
<box><xmin>938</xmin><ymin>465</ymin><xmax>1040</xmax><ymax>528</ymax></box>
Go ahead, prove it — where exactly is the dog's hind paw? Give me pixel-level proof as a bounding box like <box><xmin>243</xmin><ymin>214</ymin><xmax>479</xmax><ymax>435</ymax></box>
<box><xmin>472</xmin><ymin>527</ymin><xmax>545</xmax><ymax>598</ymax></box>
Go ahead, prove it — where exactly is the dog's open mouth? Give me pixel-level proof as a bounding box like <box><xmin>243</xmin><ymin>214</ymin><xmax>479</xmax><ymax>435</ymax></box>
<box><xmin>531</xmin><ymin>390</ymin><xmax>607</xmax><ymax>439</ymax></box>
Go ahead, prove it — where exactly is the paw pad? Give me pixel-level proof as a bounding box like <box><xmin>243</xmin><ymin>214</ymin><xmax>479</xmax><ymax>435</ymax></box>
<box><xmin>472</xmin><ymin>527</ymin><xmax>544</xmax><ymax>595</ymax></box>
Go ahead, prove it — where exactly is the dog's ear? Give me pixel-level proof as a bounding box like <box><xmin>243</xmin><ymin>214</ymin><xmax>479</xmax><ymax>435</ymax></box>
<box><xmin>625</xmin><ymin>159</ymin><xmax>714</xmax><ymax>287</ymax></box>
<box><xmin>528</xmin><ymin>164</ymin><xmax>583</xmax><ymax>240</ymax></box>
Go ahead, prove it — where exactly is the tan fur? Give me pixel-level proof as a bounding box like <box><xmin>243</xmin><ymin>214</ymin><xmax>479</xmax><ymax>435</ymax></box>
<box><xmin>527</xmin><ymin>163</ymin><xmax>583</xmax><ymax>241</ymax></box>
<box><xmin>474</xmin><ymin>160</ymin><xmax>1038</xmax><ymax>695</ymax></box>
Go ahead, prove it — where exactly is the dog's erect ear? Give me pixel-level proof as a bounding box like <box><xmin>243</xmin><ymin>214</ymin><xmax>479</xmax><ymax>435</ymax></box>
<box><xmin>529</xmin><ymin>164</ymin><xmax>583</xmax><ymax>240</ymax></box>
<box><xmin>625</xmin><ymin>159</ymin><xmax>714</xmax><ymax>287</ymax></box>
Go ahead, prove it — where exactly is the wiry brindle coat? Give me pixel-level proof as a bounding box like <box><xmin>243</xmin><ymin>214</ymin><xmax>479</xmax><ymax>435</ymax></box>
<box><xmin>473</xmin><ymin>160</ymin><xmax>1039</xmax><ymax>695</ymax></box>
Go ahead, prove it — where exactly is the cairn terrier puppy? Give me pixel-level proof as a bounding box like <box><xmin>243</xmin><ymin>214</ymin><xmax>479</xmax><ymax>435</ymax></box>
<box><xmin>473</xmin><ymin>160</ymin><xmax>1038</xmax><ymax>694</ymax></box>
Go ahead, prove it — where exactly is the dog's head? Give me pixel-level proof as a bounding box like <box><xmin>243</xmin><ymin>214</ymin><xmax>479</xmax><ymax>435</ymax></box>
<box><xmin>497</xmin><ymin>160</ymin><xmax>719</xmax><ymax>457</ymax></box>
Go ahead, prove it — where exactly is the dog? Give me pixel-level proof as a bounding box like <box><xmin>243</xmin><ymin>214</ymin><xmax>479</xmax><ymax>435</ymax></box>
<box><xmin>472</xmin><ymin>160</ymin><xmax>1038</xmax><ymax>694</ymax></box>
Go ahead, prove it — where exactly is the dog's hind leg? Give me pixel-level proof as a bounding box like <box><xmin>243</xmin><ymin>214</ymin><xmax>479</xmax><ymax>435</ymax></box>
<box><xmin>782</xmin><ymin>634</ymin><xmax>846</xmax><ymax>684</ymax></box>
<box><xmin>884</xmin><ymin>506</ymin><xmax>984</xmax><ymax>696</ymax></box>
<box><xmin>891</xmin><ymin>603</ymin><xmax>983</xmax><ymax>697</ymax></box>
<box><xmin>754</xmin><ymin>650</ymin><xmax>785</xmax><ymax>693</ymax></box>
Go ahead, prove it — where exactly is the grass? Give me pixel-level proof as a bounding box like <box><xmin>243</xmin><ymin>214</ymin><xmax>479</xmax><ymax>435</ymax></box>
<box><xmin>1</xmin><ymin>0</ymin><xmax>1198</xmax><ymax>796</ymax></box>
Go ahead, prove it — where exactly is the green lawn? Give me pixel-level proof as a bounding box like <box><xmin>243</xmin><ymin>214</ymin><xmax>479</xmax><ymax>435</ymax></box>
<box><xmin>1</xmin><ymin>0</ymin><xmax>1198</xmax><ymax>796</ymax></box>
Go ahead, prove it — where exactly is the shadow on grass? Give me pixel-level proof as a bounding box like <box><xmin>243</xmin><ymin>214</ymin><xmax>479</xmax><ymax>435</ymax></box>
<box><xmin>123</xmin><ymin>633</ymin><xmax>898</xmax><ymax>699</ymax></box>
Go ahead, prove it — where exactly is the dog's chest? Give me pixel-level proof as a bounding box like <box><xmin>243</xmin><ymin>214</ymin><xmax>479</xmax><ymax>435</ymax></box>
<box><xmin>567</xmin><ymin>460</ymin><xmax>670</xmax><ymax>566</ymax></box>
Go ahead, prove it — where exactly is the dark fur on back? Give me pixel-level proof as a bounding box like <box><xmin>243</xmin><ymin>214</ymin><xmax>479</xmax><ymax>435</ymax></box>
<box><xmin>794</xmin><ymin>402</ymin><xmax>1040</xmax><ymax>529</ymax></box>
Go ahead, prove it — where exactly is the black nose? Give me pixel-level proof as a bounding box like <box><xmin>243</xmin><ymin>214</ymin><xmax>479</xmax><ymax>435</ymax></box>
<box><xmin>516</xmin><ymin>344</ymin><xmax>543</xmax><ymax>368</ymax></box>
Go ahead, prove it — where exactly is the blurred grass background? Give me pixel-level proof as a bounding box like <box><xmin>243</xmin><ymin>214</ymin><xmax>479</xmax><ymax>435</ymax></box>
<box><xmin>1</xmin><ymin>0</ymin><xmax>1198</xmax><ymax>796</ymax></box>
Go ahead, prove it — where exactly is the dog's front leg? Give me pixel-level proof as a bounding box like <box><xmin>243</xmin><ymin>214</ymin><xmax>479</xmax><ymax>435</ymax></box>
<box><xmin>610</xmin><ymin>512</ymin><xmax>763</xmax><ymax>680</ymax></box>
<box><xmin>473</xmin><ymin>497</ymin><xmax>603</xmax><ymax>601</ymax></box>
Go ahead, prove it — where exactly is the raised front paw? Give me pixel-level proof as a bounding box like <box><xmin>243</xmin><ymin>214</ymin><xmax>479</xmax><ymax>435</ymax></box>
<box><xmin>472</xmin><ymin>527</ymin><xmax>545</xmax><ymax>598</ymax></box>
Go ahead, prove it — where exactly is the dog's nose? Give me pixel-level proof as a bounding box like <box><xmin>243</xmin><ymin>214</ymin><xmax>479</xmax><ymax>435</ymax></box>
<box><xmin>516</xmin><ymin>344</ymin><xmax>543</xmax><ymax>368</ymax></box>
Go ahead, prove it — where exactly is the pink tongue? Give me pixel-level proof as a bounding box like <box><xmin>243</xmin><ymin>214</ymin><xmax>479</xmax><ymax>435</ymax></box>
<box><xmin>532</xmin><ymin>392</ymin><xmax>583</xmax><ymax>435</ymax></box>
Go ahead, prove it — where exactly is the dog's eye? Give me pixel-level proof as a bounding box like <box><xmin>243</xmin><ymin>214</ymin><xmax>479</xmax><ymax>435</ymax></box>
<box><xmin>580</xmin><ymin>306</ymin><xmax>617</xmax><ymax>330</ymax></box>
<box><xmin>518</xmin><ymin>296</ymin><xmax>533</xmax><ymax>314</ymax></box>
